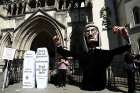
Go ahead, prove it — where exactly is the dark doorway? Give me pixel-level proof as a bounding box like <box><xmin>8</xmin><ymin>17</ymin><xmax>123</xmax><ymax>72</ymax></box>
<box><xmin>138</xmin><ymin>39</ymin><xmax>140</xmax><ymax>51</ymax></box>
<box><xmin>31</xmin><ymin>31</ymin><xmax>55</xmax><ymax>69</ymax></box>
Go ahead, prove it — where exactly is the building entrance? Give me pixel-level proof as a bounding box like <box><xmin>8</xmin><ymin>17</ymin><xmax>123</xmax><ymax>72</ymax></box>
<box><xmin>31</xmin><ymin>31</ymin><xmax>56</xmax><ymax>69</ymax></box>
<box><xmin>6</xmin><ymin>14</ymin><xmax>66</xmax><ymax>85</ymax></box>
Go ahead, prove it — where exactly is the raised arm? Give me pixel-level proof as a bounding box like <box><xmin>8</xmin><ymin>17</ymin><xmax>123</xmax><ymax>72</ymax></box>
<box><xmin>57</xmin><ymin>46</ymin><xmax>72</xmax><ymax>57</ymax></box>
<box><xmin>111</xmin><ymin>44</ymin><xmax>131</xmax><ymax>55</ymax></box>
<box><xmin>112</xmin><ymin>26</ymin><xmax>130</xmax><ymax>43</ymax></box>
<box><xmin>111</xmin><ymin>26</ymin><xmax>131</xmax><ymax>55</ymax></box>
<box><xmin>53</xmin><ymin>35</ymin><xmax>73</xmax><ymax>58</ymax></box>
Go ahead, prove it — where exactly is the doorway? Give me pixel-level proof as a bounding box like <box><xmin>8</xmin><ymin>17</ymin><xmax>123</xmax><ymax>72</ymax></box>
<box><xmin>31</xmin><ymin>31</ymin><xmax>56</xmax><ymax>69</ymax></box>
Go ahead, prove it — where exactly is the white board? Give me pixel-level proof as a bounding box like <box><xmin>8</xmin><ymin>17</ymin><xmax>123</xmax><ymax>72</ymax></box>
<box><xmin>2</xmin><ymin>47</ymin><xmax>16</xmax><ymax>60</ymax></box>
<box><xmin>22</xmin><ymin>51</ymin><xmax>36</xmax><ymax>88</ymax></box>
<box><xmin>36</xmin><ymin>48</ymin><xmax>49</xmax><ymax>88</ymax></box>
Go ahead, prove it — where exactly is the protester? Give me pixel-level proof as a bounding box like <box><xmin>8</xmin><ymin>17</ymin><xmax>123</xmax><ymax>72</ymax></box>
<box><xmin>125</xmin><ymin>49</ymin><xmax>136</xmax><ymax>93</ymax></box>
<box><xmin>57</xmin><ymin>56</ymin><xmax>69</xmax><ymax>87</ymax></box>
<box><xmin>53</xmin><ymin>23</ymin><xmax>131</xmax><ymax>91</ymax></box>
<box><xmin>134</xmin><ymin>54</ymin><xmax>140</xmax><ymax>74</ymax></box>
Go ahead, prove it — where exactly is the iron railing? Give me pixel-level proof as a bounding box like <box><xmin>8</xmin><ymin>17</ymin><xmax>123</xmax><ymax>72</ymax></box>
<box><xmin>7</xmin><ymin>56</ymin><xmax>140</xmax><ymax>90</ymax></box>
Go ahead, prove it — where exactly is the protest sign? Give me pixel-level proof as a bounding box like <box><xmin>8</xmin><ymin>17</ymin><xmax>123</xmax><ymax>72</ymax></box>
<box><xmin>22</xmin><ymin>51</ymin><xmax>36</xmax><ymax>88</ymax></box>
<box><xmin>36</xmin><ymin>48</ymin><xmax>49</xmax><ymax>88</ymax></box>
<box><xmin>2</xmin><ymin>47</ymin><xmax>16</xmax><ymax>60</ymax></box>
<box><xmin>2</xmin><ymin>47</ymin><xmax>16</xmax><ymax>90</ymax></box>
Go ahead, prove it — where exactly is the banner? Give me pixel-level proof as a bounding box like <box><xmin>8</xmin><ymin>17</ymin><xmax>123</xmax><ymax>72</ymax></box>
<box><xmin>2</xmin><ymin>47</ymin><xmax>16</xmax><ymax>60</ymax></box>
<box><xmin>22</xmin><ymin>51</ymin><xmax>36</xmax><ymax>88</ymax></box>
<box><xmin>36</xmin><ymin>48</ymin><xmax>49</xmax><ymax>88</ymax></box>
<box><xmin>2</xmin><ymin>48</ymin><xmax>16</xmax><ymax>89</ymax></box>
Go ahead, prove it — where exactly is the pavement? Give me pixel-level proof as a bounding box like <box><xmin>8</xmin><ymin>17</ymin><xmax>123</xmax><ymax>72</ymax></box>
<box><xmin>0</xmin><ymin>72</ymin><xmax>140</xmax><ymax>93</ymax></box>
<box><xmin>0</xmin><ymin>83</ymin><xmax>128</xmax><ymax>93</ymax></box>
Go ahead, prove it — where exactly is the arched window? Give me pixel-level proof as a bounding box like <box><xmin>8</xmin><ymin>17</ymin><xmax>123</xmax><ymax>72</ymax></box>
<box><xmin>39</xmin><ymin>0</ymin><xmax>45</xmax><ymax>7</ymax></box>
<box><xmin>7</xmin><ymin>4</ymin><xmax>11</xmax><ymax>15</ymax></box>
<box><xmin>18</xmin><ymin>2</ymin><xmax>23</xmax><ymax>15</ymax></box>
<box><xmin>29</xmin><ymin>0</ymin><xmax>36</xmax><ymax>8</ymax></box>
<box><xmin>138</xmin><ymin>39</ymin><xmax>140</xmax><ymax>51</ymax></box>
<box><xmin>133</xmin><ymin>7</ymin><xmax>140</xmax><ymax>24</ymax></box>
<box><xmin>47</xmin><ymin>0</ymin><xmax>55</xmax><ymax>6</ymax></box>
<box><xmin>12</xmin><ymin>3</ymin><xmax>17</xmax><ymax>15</ymax></box>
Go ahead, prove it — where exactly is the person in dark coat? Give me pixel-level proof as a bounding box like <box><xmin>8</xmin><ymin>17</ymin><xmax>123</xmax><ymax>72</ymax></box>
<box><xmin>134</xmin><ymin>54</ymin><xmax>140</xmax><ymax>74</ymax></box>
<box><xmin>53</xmin><ymin>23</ymin><xmax>131</xmax><ymax>91</ymax></box>
<box><xmin>125</xmin><ymin>50</ymin><xmax>136</xmax><ymax>93</ymax></box>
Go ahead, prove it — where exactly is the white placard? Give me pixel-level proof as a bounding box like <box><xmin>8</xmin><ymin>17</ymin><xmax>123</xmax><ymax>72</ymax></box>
<box><xmin>22</xmin><ymin>51</ymin><xmax>36</xmax><ymax>88</ymax></box>
<box><xmin>2</xmin><ymin>47</ymin><xmax>16</xmax><ymax>60</ymax></box>
<box><xmin>36</xmin><ymin>48</ymin><xmax>49</xmax><ymax>88</ymax></box>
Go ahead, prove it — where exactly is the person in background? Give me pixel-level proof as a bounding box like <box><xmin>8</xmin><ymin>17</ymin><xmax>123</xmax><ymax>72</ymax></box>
<box><xmin>57</xmin><ymin>56</ymin><xmax>69</xmax><ymax>87</ymax></box>
<box><xmin>125</xmin><ymin>49</ymin><xmax>136</xmax><ymax>93</ymax></box>
<box><xmin>134</xmin><ymin>54</ymin><xmax>140</xmax><ymax>74</ymax></box>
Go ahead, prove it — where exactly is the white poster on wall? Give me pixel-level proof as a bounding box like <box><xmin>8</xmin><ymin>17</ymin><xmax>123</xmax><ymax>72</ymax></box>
<box><xmin>36</xmin><ymin>48</ymin><xmax>49</xmax><ymax>88</ymax></box>
<box><xmin>22</xmin><ymin>51</ymin><xmax>36</xmax><ymax>88</ymax></box>
<box><xmin>2</xmin><ymin>47</ymin><xmax>16</xmax><ymax>60</ymax></box>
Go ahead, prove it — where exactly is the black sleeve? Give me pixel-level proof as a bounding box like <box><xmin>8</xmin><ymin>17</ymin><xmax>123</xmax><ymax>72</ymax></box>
<box><xmin>111</xmin><ymin>44</ymin><xmax>131</xmax><ymax>55</ymax></box>
<box><xmin>100</xmin><ymin>50</ymin><xmax>114</xmax><ymax>67</ymax></box>
<box><xmin>125</xmin><ymin>52</ymin><xmax>134</xmax><ymax>64</ymax></box>
<box><xmin>57</xmin><ymin>46</ymin><xmax>82</xmax><ymax>59</ymax></box>
<box><xmin>57</xmin><ymin>46</ymin><xmax>72</xmax><ymax>57</ymax></box>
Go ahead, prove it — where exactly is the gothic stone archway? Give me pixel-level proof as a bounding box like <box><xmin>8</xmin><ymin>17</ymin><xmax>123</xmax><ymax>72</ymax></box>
<box><xmin>11</xmin><ymin>12</ymin><xmax>66</xmax><ymax>81</ymax></box>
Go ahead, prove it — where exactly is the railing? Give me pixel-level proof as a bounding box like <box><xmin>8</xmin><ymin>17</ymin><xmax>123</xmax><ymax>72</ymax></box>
<box><xmin>9</xmin><ymin>59</ymin><xmax>23</xmax><ymax>84</ymax></box>
<box><xmin>67</xmin><ymin>59</ymin><xmax>83</xmax><ymax>86</ymax></box>
<box><xmin>106</xmin><ymin>66</ymin><xmax>140</xmax><ymax>90</ymax></box>
<box><xmin>7</xmin><ymin>52</ymin><xmax>140</xmax><ymax>90</ymax></box>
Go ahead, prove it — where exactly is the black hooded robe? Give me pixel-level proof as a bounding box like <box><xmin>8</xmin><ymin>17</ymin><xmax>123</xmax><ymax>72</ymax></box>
<box><xmin>57</xmin><ymin>44</ymin><xmax>131</xmax><ymax>91</ymax></box>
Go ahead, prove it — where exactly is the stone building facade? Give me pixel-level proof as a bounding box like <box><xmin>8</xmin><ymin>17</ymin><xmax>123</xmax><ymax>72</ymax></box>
<box><xmin>0</xmin><ymin>0</ymin><xmax>140</xmax><ymax>72</ymax></box>
<box><xmin>113</xmin><ymin>0</ymin><xmax>140</xmax><ymax>54</ymax></box>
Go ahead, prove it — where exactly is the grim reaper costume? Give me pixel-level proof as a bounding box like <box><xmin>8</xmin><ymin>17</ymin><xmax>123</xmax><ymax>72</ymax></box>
<box><xmin>55</xmin><ymin>24</ymin><xmax>131</xmax><ymax>91</ymax></box>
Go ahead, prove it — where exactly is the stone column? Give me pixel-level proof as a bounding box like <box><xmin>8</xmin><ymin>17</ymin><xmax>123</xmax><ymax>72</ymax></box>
<box><xmin>16</xmin><ymin>3</ymin><xmax>19</xmax><ymax>15</ymax></box>
<box><xmin>22</xmin><ymin>1</ymin><xmax>26</xmax><ymax>13</ymax></box>
<box><xmin>11</xmin><ymin>4</ymin><xmax>14</xmax><ymax>16</ymax></box>
<box><xmin>36</xmin><ymin>0</ymin><xmax>39</xmax><ymax>8</ymax></box>
<box><xmin>45</xmin><ymin>0</ymin><xmax>48</xmax><ymax>7</ymax></box>
<box><xmin>26</xmin><ymin>0</ymin><xmax>31</xmax><ymax>12</ymax></box>
<box><xmin>19</xmin><ymin>2</ymin><xmax>24</xmax><ymax>14</ymax></box>
<box><xmin>91</xmin><ymin>0</ymin><xmax>110</xmax><ymax>50</ymax></box>
<box><xmin>63</xmin><ymin>0</ymin><xmax>66</xmax><ymax>9</ymax></box>
<box><xmin>55</xmin><ymin>0</ymin><xmax>59</xmax><ymax>10</ymax></box>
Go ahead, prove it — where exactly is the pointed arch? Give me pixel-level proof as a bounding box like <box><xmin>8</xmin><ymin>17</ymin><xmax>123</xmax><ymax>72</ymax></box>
<box><xmin>1</xmin><ymin>32</ymin><xmax>12</xmax><ymax>48</ymax></box>
<box><xmin>13</xmin><ymin>13</ymin><xmax>65</xmax><ymax>50</ymax></box>
<box><xmin>138</xmin><ymin>38</ymin><xmax>140</xmax><ymax>53</ymax></box>
<box><xmin>133</xmin><ymin>6</ymin><xmax>140</xmax><ymax>24</ymax></box>
<box><xmin>0</xmin><ymin>32</ymin><xmax>12</xmax><ymax>60</ymax></box>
